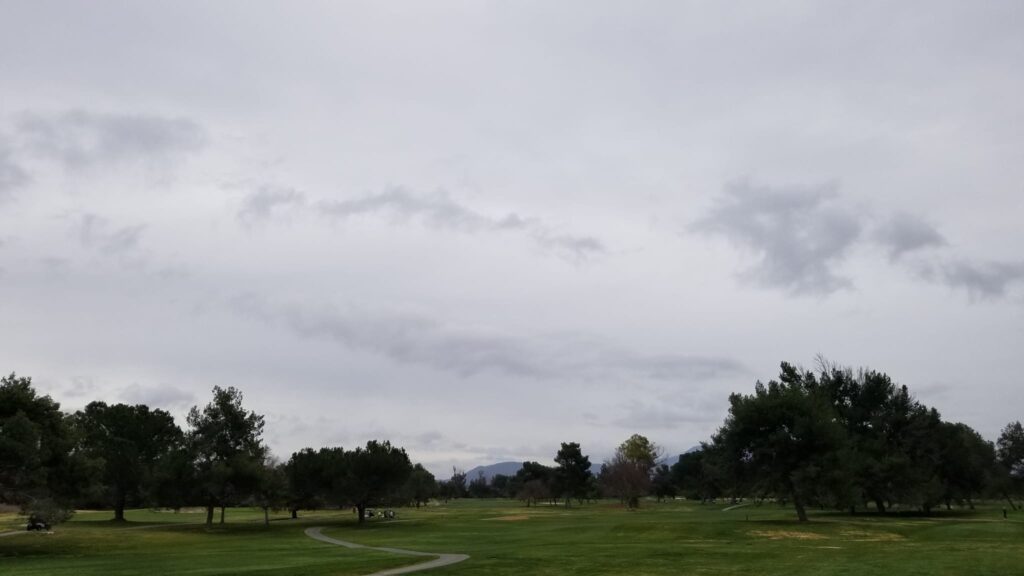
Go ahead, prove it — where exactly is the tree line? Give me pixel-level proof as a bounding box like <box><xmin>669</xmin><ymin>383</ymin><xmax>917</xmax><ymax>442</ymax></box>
<box><xmin>677</xmin><ymin>361</ymin><xmax>1024</xmax><ymax>521</ymax></box>
<box><xmin>388</xmin><ymin>362</ymin><xmax>1024</xmax><ymax>522</ymax></box>
<box><xmin>0</xmin><ymin>375</ymin><xmax>430</xmax><ymax>526</ymax></box>
<box><xmin>3</xmin><ymin>361</ymin><xmax>1023</xmax><ymax>526</ymax></box>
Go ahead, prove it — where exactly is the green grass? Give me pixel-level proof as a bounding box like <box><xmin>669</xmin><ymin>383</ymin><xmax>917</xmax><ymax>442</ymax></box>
<box><xmin>3</xmin><ymin>500</ymin><xmax>1024</xmax><ymax>575</ymax></box>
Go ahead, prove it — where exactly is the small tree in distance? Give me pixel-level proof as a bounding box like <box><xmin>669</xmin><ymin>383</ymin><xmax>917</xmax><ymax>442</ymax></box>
<box><xmin>601</xmin><ymin>434</ymin><xmax>661</xmax><ymax>509</ymax></box>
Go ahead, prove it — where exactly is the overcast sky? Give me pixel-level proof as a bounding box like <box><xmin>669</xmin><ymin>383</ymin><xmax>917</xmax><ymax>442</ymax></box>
<box><xmin>2</xmin><ymin>1</ymin><xmax>1022</xmax><ymax>476</ymax></box>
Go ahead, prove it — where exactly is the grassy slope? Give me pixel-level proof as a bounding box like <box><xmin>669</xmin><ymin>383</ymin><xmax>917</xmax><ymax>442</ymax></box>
<box><xmin>2</xmin><ymin>500</ymin><xmax>1023</xmax><ymax>575</ymax></box>
<box><xmin>0</xmin><ymin>508</ymin><xmax>415</xmax><ymax>576</ymax></box>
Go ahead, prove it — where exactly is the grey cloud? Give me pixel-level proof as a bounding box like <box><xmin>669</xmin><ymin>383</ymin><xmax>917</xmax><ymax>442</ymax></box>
<box><xmin>61</xmin><ymin>377</ymin><xmax>99</xmax><ymax>399</ymax></box>
<box><xmin>928</xmin><ymin>259</ymin><xmax>1024</xmax><ymax>300</ymax></box>
<box><xmin>316</xmin><ymin>187</ymin><xmax>606</xmax><ymax>261</ymax></box>
<box><xmin>612</xmin><ymin>399</ymin><xmax>724</xmax><ymax>430</ymax></box>
<box><xmin>77</xmin><ymin>213</ymin><xmax>146</xmax><ymax>255</ymax></box>
<box><xmin>533</xmin><ymin>232</ymin><xmax>606</xmax><ymax>261</ymax></box>
<box><xmin>874</xmin><ymin>212</ymin><xmax>947</xmax><ymax>261</ymax></box>
<box><xmin>0</xmin><ymin>140</ymin><xmax>30</xmax><ymax>198</ymax></box>
<box><xmin>317</xmin><ymin>188</ymin><xmax>516</xmax><ymax>232</ymax></box>
<box><xmin>231</xmin><ymin>294</ymin><xmax>743</xmax><ymax>383</ymax></box>
<box><xmin>238</xmin><ymin>186</ymin><xmax>307</xmax><ymax>223</ymax></box>
<box><xmin>16</xmin><ymin>109</ymin><xmax>205</xmax><ymax>169</ymax></box>
<box><xmin>692</xmin><ymin>180</ymin><xmax>863</xmax><ymax>296</ymax></box>
<box><xmin>119</xmin><ymin>383</ymin><xmax>196</xmax><ymax>410</ymax></box>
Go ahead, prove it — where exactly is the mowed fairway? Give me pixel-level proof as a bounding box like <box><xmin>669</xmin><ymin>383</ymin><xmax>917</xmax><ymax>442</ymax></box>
<box><xmin>3</xmin><ymin>500</ymin><xmax>1024</xmax><ymax>576</ymax></box>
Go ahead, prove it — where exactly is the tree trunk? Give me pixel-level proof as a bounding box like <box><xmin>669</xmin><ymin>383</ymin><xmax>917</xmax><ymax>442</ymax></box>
<box><xmin>1004</xmin><ymin>493</ymin><xmax>1018</xmax><ymax>511</ymax></box>
<box><xmin>264</xmin><ymin>507</ymin><xmax>269</xmax><ymax>526</ymax></box>
<box><xmin>291</xmin><ymin>508</ymin><xmax>298</xmax><ymax>519</ymax></box>
<box><xmin>206</xmin><ymin>505</ymin><xmax>214</xmax><ymax>526</ymax></box>
<box><xmin>967</xmin><ymin>497</ymin><xmax>975</xmax><ymax>510</ymax></box>
<box><xmin>357</xmin><ymin>504</ymin><xmax>366</xmax><ymax>524</ymax></box>
<box><xmin>792</xmin><ymin>491</ymin><xmax>809</xmax><ymax>522</ymax></box>
<box><xmin>220</xmin><ymin>506</ymin><xmax>226</xmax><ymax>524</ymax></box>
<box><xmin>874</xmin><ymin>498</ymin><xmax>886</xmax><ymax>514</ymax></box>
<box><xmin>114</xmin><ymin>490</ymin><xmax>127</xmax><ymax>522</ymax></box>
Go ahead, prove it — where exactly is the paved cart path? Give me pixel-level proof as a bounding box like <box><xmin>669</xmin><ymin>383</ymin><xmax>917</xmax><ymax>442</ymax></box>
<box><xmin>304</xmin><ymin>526</ymin><xmax>469</xmax><ymax>576</ymax></box>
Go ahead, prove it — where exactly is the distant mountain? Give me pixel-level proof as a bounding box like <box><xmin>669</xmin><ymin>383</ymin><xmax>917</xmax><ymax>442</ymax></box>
<box><xmin>464</xmin><ymin>461</ymin><xmax>523</xmax><ymax>481</ymax></box>
<box><xmin>463</xmin><ymin>446</ymin><xmax>702</xmax><ymax>482</ymax></box>
<box><xmin>466</xmin><ymin>461</ymin><xmax>605</xmax><ymax>480</ymax></box>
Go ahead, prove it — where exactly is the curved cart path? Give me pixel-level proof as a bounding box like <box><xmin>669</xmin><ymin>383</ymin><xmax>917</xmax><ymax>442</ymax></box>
<box><xmin>304</xmin><ymin>526</ymin><xmax>469</xmax><ymax>576</ymax></box>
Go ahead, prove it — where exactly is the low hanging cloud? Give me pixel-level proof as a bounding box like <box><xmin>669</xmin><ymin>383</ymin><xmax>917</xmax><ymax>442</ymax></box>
<box><xmin>239</xmin><ymin>186</ymin><xmax>606</xmax><ymax>261</ymax></box>
<box><xmin>692</xmin><ymin>180</ymin><xmax>862</xmax><ymax>296</ymax></box>
<box><xmin>119</xmin><ymin>383</ymin><xmax>197</xmax><ymax>411</ymax></box>
<box><xmin>317</xmin><ymin>188</ymin><xmax>531</xmax><ymax>233</ymax></box>
<box><xmin>925</xmin><ymin>259</ymin><xmax>1024</xmax><ymax>300</ymax></box>
<box><xmin>873</xmin><ymin>212</ymin><xmax>947</xmax><ymax>261</ymax></box>
<box><xmin>230</xmin><ymin>293</ymin><xmax>744</xmax><ymax>384</ymax></box>
<box><xmin>15</xmin><ymin>109</ymin><xmax>206</xmax><ymax>169</ymax></box>
<box><xmin>691</xmin><ymin>180</ymin><xmax>1024</xmax><ymax>302</ymax></box>
<box><xmin>77</xmin><ymin>213</ymin><xmax>147</xmax><ymax>255</ymax></box>
<box><xmin>0</xmin><ymin>139</ymin><xmax>30</xmax><ymax>199</ymax></box>
<box><xmin>237</xmin><ymin>185</ymin><xmax>307</xmax><ymax>224</ymax></box>
<box><xmin>611</xmin><ymin>398</ymin><xmax>726</xmax><ymax>430</ymax></box>
<box><xmin>316</xmin><ymin>188</ymin><xmax>606</xmax><ymax>261</ymax></box>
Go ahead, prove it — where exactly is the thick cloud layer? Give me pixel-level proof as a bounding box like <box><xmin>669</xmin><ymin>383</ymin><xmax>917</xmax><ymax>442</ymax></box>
<box><xmin>1</xmin><ymin>1</ymin><xmax>1022</xmax><ymax>475</ymax></box>
<box><xmin>692</xmin><ymin>181</ymin><xmax>862</xmax><ymax>295</ymax></box>
<box><xmin>16</xmin><ymin>110</ymin><xmax>205</xmax><ymax>169</ymax></box>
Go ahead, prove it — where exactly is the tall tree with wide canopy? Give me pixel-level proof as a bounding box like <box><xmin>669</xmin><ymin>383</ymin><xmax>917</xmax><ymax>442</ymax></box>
<box><xmin>0</xmin><ymin>373</ymin><xmax>79</xmax><ymax>521</ymax></box>
<box><xmin>187</xmin><ymin>386</ymin><xmax>267</xmax><ymax>525</ymax></box>
<box><xmin>817</xmin><ymin>364</ymin><xmax>946</xmax><ymax>514</ymax></box>
<box><xmin>554</xmin><ymin>442</ymin><xmax>592</xmax><ymax>507</ymax></box>
<box><xmin>714</xmin><ymin>363</ymin><xmax>846</xmax><ymax>521</ymax></box>
<box><xmin>342</xmin><ymin>440</ymin><xmax>413</xmax><ymax>523</ymax></box>
<box><xmin>74</xmin><ymin>402</ymin><xmax>182</xmax><ymax>521</ymax></box>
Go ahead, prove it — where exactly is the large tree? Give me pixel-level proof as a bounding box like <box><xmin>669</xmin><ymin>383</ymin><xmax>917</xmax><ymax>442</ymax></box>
<box><xmin>342</xmin><ymin>440</ymin><xmax>413</xmax><ymax>523</ymax></box>
<box><xmin>554</xmin><ymin>442</ymin><xmax>592</xmax><ymax>507</ymax></box>
<box><xmin>713</xmin><ymin>363</ymin><xmax>846</xmax><ymax>521</ymax></box>
<box><xmin>284</xmin><ymin>448</ymin><xmax>325</xmax><ymax>518</ymax></box>
<box><xmin>601</xmin><ymin>434</ymin><xmax>660</xmax><ymax>509</ymax></box>
<box><xmin>997</xmin><ymin>421</ymin><xmax>1024</xmax><ymax>509</ymax></box>
<box><xmin>404</xmin><ymin>463</ymin><xmax>437</xmax><ymax>508</ymax></box>
<box><xmin>187</xmin><ymin>386</ymin><xmax>267</xmax><ymax>525</ymax></box>
<box><xmin>514</xmin><ymin>461</ymin><xmax>554</xmax><ymax>506</ymax></box>
<box><xmin>817</xmin><ymin>364</ymin><xmax>945</xmax><ymax>514</ymax></box>
<box><xmin>0</xmin><ymin>373</ymin><xmax>79</xmax><ymax>523</ymax></box>
<box><xmin>254</xmin><ymin>459</ymin><xmax>289</xmax><ymax>526</ymax></box>
<box><xmin>936</xmin><ymin>422</ymin><xmax>995</xmax><ymax>510</ymax></box>
<box><xmin>74</xmin><ymin>402</ymin><xmax>182</xmax><ymax>521</ymax></box>
<box><xmin>670</xmin><ymin>448</ymin><xmax>724</xmax><ymax>503</ymax></box>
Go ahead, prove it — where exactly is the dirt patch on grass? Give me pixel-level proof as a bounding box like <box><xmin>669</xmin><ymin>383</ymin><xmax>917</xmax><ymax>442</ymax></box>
<box><xmin>750</xmin><ymin>530</ymin><xmax>828</xmax><ymax>541</ymax></box>
<box><xmin>484</xmin><ymin>515</ymin><xmax>530</xmax><ymax>522</ymax></box>
<box><xmin>840</xmin><ymin>530</ymin><xmax>905</xmax><ymax>542</ymax></box>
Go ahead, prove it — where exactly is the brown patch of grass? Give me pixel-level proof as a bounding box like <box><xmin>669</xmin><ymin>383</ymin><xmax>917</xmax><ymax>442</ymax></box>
<box><xmin>839</xmin><ymin>529</ymin><xmax>905</xmax><ymax>542</ymax></box>
<box><xmin>483</xmin><ymin>515</ymin><xmax>530</xmax><ymax>522</ymax></box>
<box><xmin>749</xmin><ymin>530</ymin><xmax>828</xmax><ymax>540</ymax></box>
